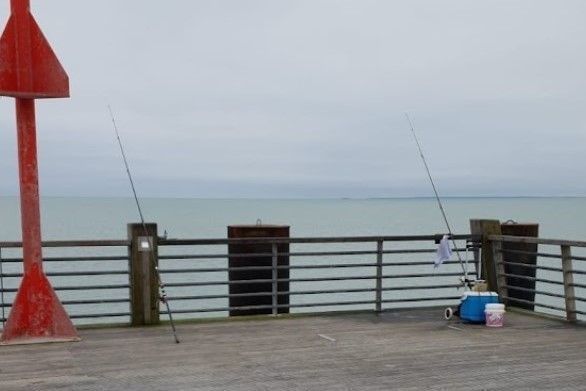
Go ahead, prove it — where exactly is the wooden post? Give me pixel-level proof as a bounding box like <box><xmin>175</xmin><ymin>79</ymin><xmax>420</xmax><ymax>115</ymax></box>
<box><xmin>491</xmin><ymin>239</ymin><xmax>508</xmax><ymax>302</ymax></box>
<box><xmin>128</xmin><ymin>223</ymin><xmax>160</xmax><ymax>326</ymax></box>
<box><xmin>561</xmin><ymin>245</ymin><xmax>577</xmax><ymax>322</ymax></box>
<box><xmin>470</xmin><ymin>219</ymin><xmax>501</xmax><ymax>292</ymax></box>
<box><xmin>375</xmin><ymin>240</ymin><xmax>383</xmax><ymax>313</ymax></box>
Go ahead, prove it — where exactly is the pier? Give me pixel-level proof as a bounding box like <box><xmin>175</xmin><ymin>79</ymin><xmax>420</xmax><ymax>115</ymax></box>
<box><xmin>0</xmin><ymin>221</ymin><xmax>585</xmax><ymax>389</ymax></box>
<box><xmin>1</xmin><ymin>309</ymin><xmax>585</xmax><ymax>390</ymax></box>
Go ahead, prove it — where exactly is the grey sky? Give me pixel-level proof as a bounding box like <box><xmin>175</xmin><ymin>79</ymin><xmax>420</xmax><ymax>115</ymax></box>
<box><xmin>0</xmin><ymin>0</ymin><xmax>584</xmax><ymax>198</ymax></box>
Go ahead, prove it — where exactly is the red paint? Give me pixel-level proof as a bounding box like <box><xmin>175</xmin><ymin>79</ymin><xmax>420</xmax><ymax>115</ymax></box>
<box><xmin>0</xmin><ymin>0</ymin><xmax>78</xmax><ymax>344</ymax></box>
<box><xmin>0</xmin><ymin>0</ymin><xmax>68</xmax><ymax>98</ymax></box>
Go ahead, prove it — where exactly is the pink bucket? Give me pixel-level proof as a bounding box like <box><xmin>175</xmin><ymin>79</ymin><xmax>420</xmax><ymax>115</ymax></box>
<box><xmin>485</xmin><ymin>303</ymin><xmax>505</xmax><ymax>327</ymax></box>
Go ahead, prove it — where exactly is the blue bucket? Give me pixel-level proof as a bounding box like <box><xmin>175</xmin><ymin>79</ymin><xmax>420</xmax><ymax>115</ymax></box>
<box><xmin>460</xmin><ymin>292</ymin><xmax>499</xmax><ymax>323</ymax></box>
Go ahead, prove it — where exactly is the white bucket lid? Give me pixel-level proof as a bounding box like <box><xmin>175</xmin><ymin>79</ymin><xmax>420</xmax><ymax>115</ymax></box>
<box><xmin>485</xmin><ymin>303</ymin><xmax>505</xmax><ymax>311</ymax></box>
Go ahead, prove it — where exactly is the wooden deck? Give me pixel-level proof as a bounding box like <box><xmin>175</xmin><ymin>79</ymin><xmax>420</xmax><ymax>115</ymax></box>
<box><xmin>1</xmin><ymin>309</ymin><xmax>585</xmax><ymax>390</ymax></box>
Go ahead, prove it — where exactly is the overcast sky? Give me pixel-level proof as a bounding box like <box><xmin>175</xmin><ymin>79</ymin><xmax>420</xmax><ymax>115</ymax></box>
<box><xmin>0</xmin><ymin>0</ymin><xmax>584</xmax><ymax>198</ymax></box>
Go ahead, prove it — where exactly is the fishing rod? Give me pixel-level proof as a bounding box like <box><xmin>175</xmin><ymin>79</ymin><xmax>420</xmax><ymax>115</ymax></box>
<box><xmin>108</xmin><ymin>105</ymin><xmax>180</xmax><ymax>343</ymax></box>
<box><xmin>405</xmin><ymin>114</ymin><xmax>471</xmax><ymax>283</ymax></box>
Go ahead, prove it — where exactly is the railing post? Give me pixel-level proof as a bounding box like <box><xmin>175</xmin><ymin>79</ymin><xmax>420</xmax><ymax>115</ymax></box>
<box><xmin>470</xmin><ymin>219</ymin><xmax>501</xmax><ymax>292</ymax></box>
<box><xmin>271</xmin><ymin>242</ymin><xmax>278</xmax><ymax>316</ymax></box>
<box><xmin>375</xmin><ymin>240</ymin><xmax>383</xmax><ymax>313</ymax></box>
<box><xmin>561</xmin><ymin>245</ymin><xmax>577</xmax><ymax>322</ymax></box>
<box><xmin>128</xmin><ymin>223</ymin><xmax>160</xmax><ymax>326</ymax></box>
<box><xmin>490</xmin><ymin>238</ymin><xmax>508</xmax><ymax>302</ymax></box>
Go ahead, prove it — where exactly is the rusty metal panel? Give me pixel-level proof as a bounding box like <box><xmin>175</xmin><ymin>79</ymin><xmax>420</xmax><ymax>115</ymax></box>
<box><xmin>501</xmin><ymin>222</ymin><xmax>539</xmax><ymax>310</ymax></box>
<box><xmin>228</xmin><ymin>225</ymin><xmax>290</xmax><ymax>316</ymax></box>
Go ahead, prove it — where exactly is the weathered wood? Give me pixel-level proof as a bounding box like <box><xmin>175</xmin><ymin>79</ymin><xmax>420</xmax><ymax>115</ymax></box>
<box><xmin>127</xmin><ymin>223</ymin><xmax>159</xmax><ymax>326</ymax></box>
<box><xmin>470</xmin><ymin>219</ymin><xmax>501</xmax><ymax>291</ymax></box>
<box><xmin>561</xmin><ymin>245</ymin><xmax>577</xmax><ymax>322</ymax></box>
<box><xmin>491</xmin><ymin>239</ymin><xmax>508</xmax><ymax>302</ymax></box>
<box><xmin>0</xmin><ymin>310</ymin><xmax>584</xmax><ymax>391</ymax></box>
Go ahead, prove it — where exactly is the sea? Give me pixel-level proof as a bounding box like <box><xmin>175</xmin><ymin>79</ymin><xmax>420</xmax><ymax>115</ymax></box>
<box><xmin>0</xmin><ymin>196</ymin><xmax>584</xmax><ymax>324</ymax></box>
<box><xmin>1</xmin><ymin>196</ymin><xmax>585</xmax><ymax>240</ymax></box>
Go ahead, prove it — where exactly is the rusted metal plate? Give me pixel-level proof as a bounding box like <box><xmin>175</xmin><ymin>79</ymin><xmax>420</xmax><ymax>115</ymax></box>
<box><xmin>501</xmin><ymin>222</ymin><xmax>539</xmax><ymax>310</ymax></box>
<box><xmin>228</xmin><ymin>225</ymin><xmax>290</xmax><ymax>316</ymax></box>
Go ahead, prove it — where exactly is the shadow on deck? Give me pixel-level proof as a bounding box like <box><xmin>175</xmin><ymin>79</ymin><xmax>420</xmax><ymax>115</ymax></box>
<box><xmin>0</xmin><ymin>308</ymin><xmax>585</xmax><ymax>390</ymax></box>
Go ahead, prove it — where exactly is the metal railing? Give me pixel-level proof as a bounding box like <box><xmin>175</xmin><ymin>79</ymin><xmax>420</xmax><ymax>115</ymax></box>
<box><xmin>489</xmin><ymin>235</ymin><xmax>586</xmax><ymax>322</ymax></box>
<box><xmin>0</xmin><ymin>240</ymin><xmax>131</xmax><ymax>325</ymax></box>
<box><xmin>0</xmin><ymin>234</ymin><xmax>478</xmax><ymax>326</ymax></box>
<box><xmin>157</xmin><ymin>234</ymin><xmax>478</xmax><ymax>318</ymax></box>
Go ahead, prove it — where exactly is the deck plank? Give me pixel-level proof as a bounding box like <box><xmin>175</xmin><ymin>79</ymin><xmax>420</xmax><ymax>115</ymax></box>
<box><xmin>0</xmin><ymin>309</ymin><xmax>585</xmax><ymax>390</ymax></box>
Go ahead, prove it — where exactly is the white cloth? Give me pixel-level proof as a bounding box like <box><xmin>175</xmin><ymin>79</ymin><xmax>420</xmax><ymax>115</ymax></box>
<box><xmin>434</xmin><ymin>235</ymin><xmax>452</xmax><ymax>268</ymax></box>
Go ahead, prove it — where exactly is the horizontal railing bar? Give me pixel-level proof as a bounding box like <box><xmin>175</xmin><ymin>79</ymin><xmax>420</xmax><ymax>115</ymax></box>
<box><xmin>570</xmin><ymin>282</ymin><xmax>586</xmax><ymax>289</ymax></box>
<box><xmin>381</xmin><ymin>296</ymin><xmax>460</xmax><ymax>303</ymax></box>
<box><xmin>159</xmin><ymin>264</ymin><xmax>378</xmax><ymax>273</ymax></box>
<box><xmin>69</xmin><ymin>312</ymin><xmax>130</xmax><ymax>319</ymax></box>
<box><xmin>0</xmin><ymin>256</ymin><xmax>128</xmax><ymax>263</ymax></box>
<box><xmin>0</xmin><ymin>240</ymin><xmax>130</xmax><ymax>248</ymax></box>
<box><xmin>163</xmin><ymin>273</ymin><xmax>464</xmax><ymax>287</ymax></box>
<box><xmin>502</xmin><ymin>296</ymin><xmax>567</xmax><ymax>313</ymax></box>
<box><xmin>489</xmin><ymin>235</ymin><xmax>586</xmax><ymax>248</ymax></box>
<box><xmin>166</xmin><ymin>284</ymin><xmax>463</xmax><ymax>302</ymax></box>
<box><xmin>0</xmin><ymin>284</ymin><xmax>130</xmax><ymax>293</ymax></box>
<box><xmin>0</xmin><ymin>298</ymin><xmax>131</xmax><ymax>308</ymax></box>
<box><xmin>158</xmin><ymin>249</ymin><xmax>465</xmax><ymax>261</ymax></box>
<box><xmin>503</xmin><ymin>285</ymin><xmax>565</xmax><ymax>299</ymax></box>
<box><xmin>161</xmin><ymin>295</ymin><xmax>462</xmax><ymax>314</ymax></box>
<box><xmin>158</xmin><ymin>262</ymin><xmax>474</xmax><ymax>274</ymax></box>
<box><xmin>570</xmin><ymin>269</ymin><xmax>586</xmax><ymax>276</ymax></box>
<box><xmin>159</xmin><ymin>234</ymin><xmax>473</xmax><ymax>246</ymax></box>
<box><xmin>0</xmin><ymin>270</ymin><xmax>128</xmax><ymax>278</ymax></box>
<box><xmin>383</xmin><ymin>284</ymin><xmax>462</xmax><ymax>291</ymax></box>
<box><xmin>501</xmin><ymin>261</ymin><xmax>562</xmax><ymax>273</ymax></box>
<box><xmin>500</xmin><ymin>249</ymin><xmax>561</xmax><ymax>259</ymax></box>
<box><xmin>167</xmin><ymin>288</ymin><xmax>376</xmax><ymax>301</ymax></box>
<box><xmin>55</xmin><ymin>284</ymin><xmax>130</xmax><ymax>291</ymax></box>
<box><xmin>499</xmin><ymin>273</ymin><xmax>563</xmax><ymax>285</ymax></box>
<box><xmin>63</xmin><ymin>298</ymin><xmax>130</xmax><ymax>305</ymax></box>
<box><xmin>572</xmin><ymin>255</ymin><xmax>586</xmax><ymax>261</ymax></box>
<box><xmin>162</xmin><ymin>301</ymin><xmax>377</xmax><ymax>314</ymax></box>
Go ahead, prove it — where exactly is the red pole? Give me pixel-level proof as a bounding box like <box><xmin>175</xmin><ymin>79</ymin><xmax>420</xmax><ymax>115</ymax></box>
<box><xmin>0</xmin><ymin>0</ymin><xmax>78</xmax><ymax>344</ymax></box>
<box><xmin>16</xmin><ymin>98</ymin><xmax>43</xmax><ymax>276</ymax></box>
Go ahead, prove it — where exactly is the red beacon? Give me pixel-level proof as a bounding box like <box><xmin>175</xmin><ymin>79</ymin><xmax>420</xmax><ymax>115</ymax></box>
<box><xmin>0</xmin><ymin>0</ymin><xmax>78</xmax><ymax>344</ymax></box>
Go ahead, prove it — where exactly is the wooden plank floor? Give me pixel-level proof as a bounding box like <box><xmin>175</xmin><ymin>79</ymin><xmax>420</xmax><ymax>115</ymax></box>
<box><xmin>0</xmin><ymin>309</ymin><xmax>585</xmax><ymax>390</ymax></box>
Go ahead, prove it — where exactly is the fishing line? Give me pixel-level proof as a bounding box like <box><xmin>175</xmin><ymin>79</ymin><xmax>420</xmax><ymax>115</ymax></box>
<box><xmin>405</xmin><ymin>113</ymin><xmax>469</xmax><ymax>281</ymax></box>
<box><xmin>108</xmin><ymin>105</ymin><xmax>180</xmax><ymax>343</ymax></box>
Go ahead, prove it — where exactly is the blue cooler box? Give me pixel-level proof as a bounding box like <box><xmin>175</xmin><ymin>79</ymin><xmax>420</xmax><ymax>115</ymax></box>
<box><xmin>460</xmin><ymin>292</ymin><xmax>499</xmax><ymax>323</ymax></box>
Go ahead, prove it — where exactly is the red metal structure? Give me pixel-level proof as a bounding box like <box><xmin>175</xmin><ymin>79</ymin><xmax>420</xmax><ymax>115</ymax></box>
<box><xmin>0</xmin><ymin>0</ymin><xmax>78</xmax><ymax>344</ymax></box>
